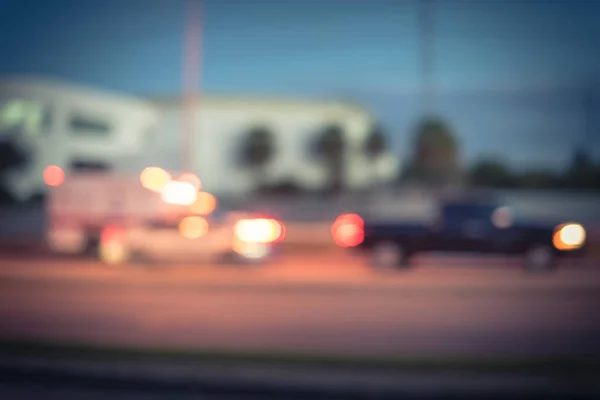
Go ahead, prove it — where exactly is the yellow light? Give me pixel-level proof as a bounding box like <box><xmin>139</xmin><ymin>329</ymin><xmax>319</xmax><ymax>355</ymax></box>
<box><xmin>178</xmin><ymin>216</ymin><xmax>209</xmax><ymax>239</ymax></box>
<box><xmin>161</xmin><ymin>181</ymin><xmax>198</xmax><ymax>206</ymax></box>
<box><xmin>99</xmin><ymin>241</ymin><xmax>129</xmax><ymax>265</ymax></box>
<box><xmin>140</xmin><ymin>167</ymin><xmax>172</xmax><ymax>192</ymax></box>
<box><xmin>553</xmin><ymin>223</ymin><xmax>586</xmax><ymax>250</ymax></box>
<box><xmin>189</xmin><ymin>191</ymin><xmax>217</xmax><ymax>215</ymax></box>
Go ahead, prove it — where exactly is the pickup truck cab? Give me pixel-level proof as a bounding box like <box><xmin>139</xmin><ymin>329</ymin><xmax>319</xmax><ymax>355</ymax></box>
<box><xmin>332</xmin><ymin>198</ymin><xmax>587</xmax><ymax>272</ymax></box>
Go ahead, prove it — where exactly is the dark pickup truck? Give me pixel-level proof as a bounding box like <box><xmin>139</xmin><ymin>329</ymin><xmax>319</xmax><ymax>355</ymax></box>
<box><xmin>333</xmin><ymin>199</ymin><xmax>587</xmax><ymax>272</ymax></box>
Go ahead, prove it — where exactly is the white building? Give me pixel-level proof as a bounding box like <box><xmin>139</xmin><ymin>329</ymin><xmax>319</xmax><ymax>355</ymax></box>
<box><xmin>0</xmin><ymin>77</ymin><xmax>400</xmax><ymax>200</ymax></box>
<box><xmin>150</xmin><ymin>96</ymin><xmax>400</xmax><ymax>195</ymax></box>
<box><xmin>0</xmin><ymin>77</ymin><xmax>159</xmax><ymax>200</ymax></box>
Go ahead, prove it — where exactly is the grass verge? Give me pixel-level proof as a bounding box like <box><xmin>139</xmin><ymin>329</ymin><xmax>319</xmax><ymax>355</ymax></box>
<box><xmin>0</xmin><ymin>339</ymin><xmax>599</xmax><ymax>375</ymax></box>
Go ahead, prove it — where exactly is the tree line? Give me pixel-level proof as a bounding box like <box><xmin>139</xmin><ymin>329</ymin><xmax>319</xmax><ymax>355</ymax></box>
<box><xmin>1</xmin><ymin>115</ymin><xmax>598</xmax><ymax>204</ymax></box>
<box><xmin>242</xmin><ymin>115</ymin><xmax>600</xmax><ymax>195</ymax></box>
<box><xmin>399</xmin><ymin>116</ymin><xmax>600</xmax><ymax>191</ymax></box>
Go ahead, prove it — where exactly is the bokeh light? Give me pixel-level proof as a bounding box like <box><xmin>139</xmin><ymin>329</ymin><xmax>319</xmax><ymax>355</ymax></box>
<box><xmin>178</xmin><ymin>173</ymin><xmax>202</xmax><ymax>190</ymax></box>
<box><xmin>140</xmin><ymin>167</ymin><xmax>172</xmax><ymax>192</ymax></box>
<box><xmin>233</xmin><ymin>218</ymin><xmax>282</xmax><ymax>244</ymax></box>
<box><xmin>331</xmin><ymin>213</ymin><xmax>364</xmax><ymax>247</ymax></box>
<box><xmin>99</xmin><ymin>241</ymin><xmax>129</xmax><ymax>265</ymax></box>
<box><xmin>43</xmin><ymin>165</ymin><xmax>65</xmax><ymax>187</ymax></box>
<box><xmin>190</xmin><ymin>191</ymin><xmax>217</xmax><ymax>215</ymax></box>
<box><xmin>553</xmin><ymin>223</ymin><xmax>586</xmax><ymax>250</ymax></box>
<box><xmin>99</xmin><ymin>225</ymin><xmax>128</xmax><ymax>265</ymax></box>
<box><xmin>178</xmin><ymin>216</ymin><xmax>209</xmax><ymax>239</ymax></box>
<box><xmin>161</xmin><ymin>181</ymin><xmax>198</xmax><ymax>206</ymax></box>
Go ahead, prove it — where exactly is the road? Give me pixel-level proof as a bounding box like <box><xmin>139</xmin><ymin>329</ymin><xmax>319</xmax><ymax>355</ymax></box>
<box><xmin>0</xmin><ymin>253</ymin><xmax>599</xmax><ymax>358</ymax></box>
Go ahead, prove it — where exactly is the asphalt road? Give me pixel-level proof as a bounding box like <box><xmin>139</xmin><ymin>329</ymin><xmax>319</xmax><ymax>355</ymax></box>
<box><xmin>0</xmin><ymin>254</ymin><xmax>599</xmax><ymax>358</ymax></box>
<box><xmin>1</xmin><ymin>358</ymin><xmax>598</xmax><ymax>400</ymax></box>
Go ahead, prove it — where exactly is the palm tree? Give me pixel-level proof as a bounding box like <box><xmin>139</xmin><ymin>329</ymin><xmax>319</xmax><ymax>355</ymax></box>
<box><xmin>314</xmin><ymin>123</ymin><xmax>345</xmax><ymax>195</ymax></box>
<box><xmin>364</xmin><ymin>124</ymin><xmax>387</xmax><ymax>189</ymax></box>
<box><xmin>563</xmin><ymin>148</ymin><xmax>598</xmax><ymax>190</ymax></box>
<box><xmin>239</xmin><ymin>125</ymin><xmax>276</xmax><ymax>192</ymax></box>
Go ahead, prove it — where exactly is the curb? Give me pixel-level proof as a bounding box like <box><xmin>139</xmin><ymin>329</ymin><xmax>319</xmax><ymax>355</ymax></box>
<box><xmin>2</xmin><ymin>340</ymin><xmax>600</xmax><ymax>373</ymax></box>
<box><xmin>0</xmin><ymin>355</ymin><xmax>598</xmax><ymax>400</ymax></box>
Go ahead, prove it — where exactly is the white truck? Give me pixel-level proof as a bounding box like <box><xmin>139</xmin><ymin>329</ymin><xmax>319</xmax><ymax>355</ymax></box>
<box><xmin>45</xmin><ymin>170</ymin><xmax>284</xmax><ymax>265</ymax></box>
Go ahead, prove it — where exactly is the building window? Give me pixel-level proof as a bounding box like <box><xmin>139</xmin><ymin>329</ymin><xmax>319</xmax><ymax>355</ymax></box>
<box><xmin>69</xmin><ymin>113</ymin><xmax>111</xmax><ymax>136</ymax></box>
<box><xmin>70</xmin><ymin>160</ymin><xmax>111</xmax><ymax>171</ymax></box>
<box><xmin>0</xmin><ymin>99</ymin><xmax>53</xmax><ymax>136</ymax></box>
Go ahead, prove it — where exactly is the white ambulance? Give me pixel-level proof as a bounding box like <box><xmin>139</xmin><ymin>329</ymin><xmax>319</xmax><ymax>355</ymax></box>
<box><xmin>45</xmin><ymin>167</ymin><xmax>285</xmax><ymax>265</ymax></box>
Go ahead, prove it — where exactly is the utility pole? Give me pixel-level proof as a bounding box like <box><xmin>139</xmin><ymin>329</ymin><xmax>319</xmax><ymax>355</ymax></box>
<box><xmin>183</xmin><ymin>0</ymin><xmax>202</xmax><ymax>173</ymax></box>
<box><xmin>418</xmin><ymin>0</ymin><xmax>435</xmax><ymax>115</ymax></box>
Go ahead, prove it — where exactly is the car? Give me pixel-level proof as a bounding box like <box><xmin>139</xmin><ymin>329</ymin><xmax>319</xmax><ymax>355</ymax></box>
<box><xmin>46</xmin><ymin>168</ymin><xmax>285</xmax><ymax>265</ymax></box>
<box><xmin>331</xmin><ymin>197</ymin><xmax>588</xmax><ymax>272</ymax></box>
<box><xmin>97</xmin><ymin>207</ymin><xmax>285</xmax><ymax>266</ymax></box>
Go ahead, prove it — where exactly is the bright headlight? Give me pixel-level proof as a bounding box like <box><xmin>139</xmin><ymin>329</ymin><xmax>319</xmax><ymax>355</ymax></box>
<box><xmin>161</xmin><ymin>181</ymin><xmax>198</xmax><ymax>206</ymax></box>
<box><xmin>234</xmin><ymin>218</ymin><xmax>281</xmax><ymax>244</ymax></box>
<box><xmin>553</xmin><ymin>223</ymin><xmax>586</xmax><ymax>250</ymax></box>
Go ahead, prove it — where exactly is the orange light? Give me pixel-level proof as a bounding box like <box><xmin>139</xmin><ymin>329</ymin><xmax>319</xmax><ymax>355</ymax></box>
<box><xmin>140</xmin><ymin>167</ymin><xmax>172</xmax><ymax>192</ymax></box>
<box><xmin>190</xmin><ymin>191</ymin><xmax>217</xmax><ymax>215</ymax></box>
<box><xmin>178</xmin><ymin>216</ymin><xmax>208</xmax><ymax>239</ymax></box>
<box><xmin>553</xmin><ymin>230</ymin><xmax>567</xmax><ymax>250</ymax></box>
<box><xmin>331</xmin><ymin>213</ymin><xmax>364</xmax><ymax>247</ymax></box>
<box><xmin>43</xmin><ymin>165</ymin><xmax>64</xmax><ymax>187</ymax></box>
<box><xmin>178</xmin><ymin>173</ymin><xmax>202</xmax><ymax>190</ymax></box>
<box><xmin>270</xmin><ymin>219</ymin><xmax>286</xmax><ymax>243</ymax></box>
<box><xmin>553</xmin><ymin>223</ymin><xmax>586</xmax><ymax>251</ymax></box>
<box><xmin>99</xmin><ymin>240</ymin><xmax>129</xmax><ymax>265</ymax></box>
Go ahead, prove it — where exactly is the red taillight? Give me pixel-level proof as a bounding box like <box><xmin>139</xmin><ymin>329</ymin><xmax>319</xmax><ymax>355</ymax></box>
<box><xmin>331</xmin><ymin>213</ymin><xmax>364</xmax><ymax>247</ymax></box>
<box><xmin>101</xmin><ymin>225</ymin><xmax>125</xmax><ymax>244</ymax></box>
<box><xmin>44</xmin><ymin>165</ymin><xmax>64</xmax><ymax>187</ymax></box>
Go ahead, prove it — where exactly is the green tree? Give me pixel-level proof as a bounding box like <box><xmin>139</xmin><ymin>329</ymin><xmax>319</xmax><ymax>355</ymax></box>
<box><xmin>469</xmin><ymin>157</ymin><xmax>517</xmax><ymax>188</ymax></box>
<box><xmin>562</xmin><ymin>148</ymin><xmax>599</xmax><ymax>190</ymax></box>
<box><xmin>516</xmin><ymin>170</ymin><xmax>560</xmax><ymax>189</ymax></box>
<box><xmin>239</xmin><ymin>125</ymin><xmax>276</xmax><ymax>191</ymax></box>
<box><xmin>314</xmin><ymin>123</ymin><xmax>345</xmax><ymax>195</ymax></box>
<box><xmin>402</xmin><ymin>116</ymin><xmax>462</xmax><ymax>187</ymax></box>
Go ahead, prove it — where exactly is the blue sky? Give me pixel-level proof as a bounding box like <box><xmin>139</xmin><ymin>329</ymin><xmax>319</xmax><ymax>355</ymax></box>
<box><xmin>0</xmin><ymin>0</ymin><xmax>599</xmax><ymax>169</ymax></box>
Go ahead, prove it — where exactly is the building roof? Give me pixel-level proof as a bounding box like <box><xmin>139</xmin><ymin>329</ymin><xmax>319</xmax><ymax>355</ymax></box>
<box><xmin>0</xmin><ymin>75</ymin><xmax>373</xmax><ymax>118</ymax></box>
<box><xmin>148</xmin><ymin>94</ymin><xmax>370</xmax><ymax>116</ymax></box>
<box><xmin>0</xmin><ymin>75</ymin><xmax>155</xmax><ymax>109</ymax></box>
